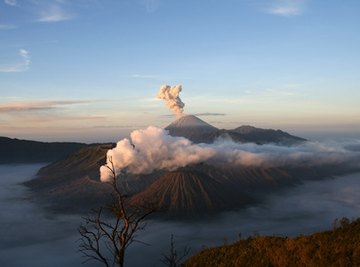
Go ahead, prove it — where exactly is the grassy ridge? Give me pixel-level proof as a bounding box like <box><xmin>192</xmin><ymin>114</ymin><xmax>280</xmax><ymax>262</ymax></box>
<box><xmin>185</xmin><ymin>218</ymin><xmax>360</xmax><ymax>267</ymax></box>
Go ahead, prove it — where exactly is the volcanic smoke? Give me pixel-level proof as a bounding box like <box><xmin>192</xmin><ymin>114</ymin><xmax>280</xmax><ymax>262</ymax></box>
<box><xmin>99</xmin><ymin>85</ymin><xmax>360</xmax><ymax>182</ymax></box>
<box><xmin>156</xmin><ymin>85</ymin><xmax>185</xmax><ymax>117</ymax></box>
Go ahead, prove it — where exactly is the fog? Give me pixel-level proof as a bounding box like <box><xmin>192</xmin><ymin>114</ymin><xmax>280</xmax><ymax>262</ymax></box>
<box><xmin>1</xmin><ymin>164</ymin><xmax>360</xmax><ymax>267</ymax></box>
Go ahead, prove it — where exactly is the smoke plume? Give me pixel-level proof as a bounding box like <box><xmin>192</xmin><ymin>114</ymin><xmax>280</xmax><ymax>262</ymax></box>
<box><xmin>100</xmin><ymin>127</ymin><xmax>214</xmax><ymax>181</ymax></box>
<box><xmin>156</xmin><ymin>85</ymin><xmax>185</xmax><ymax>116</ymax></box>
<box><xmin>99</xmin><ymin>127</ymin><xmax>359</xmax><ymax>182</ymax></box>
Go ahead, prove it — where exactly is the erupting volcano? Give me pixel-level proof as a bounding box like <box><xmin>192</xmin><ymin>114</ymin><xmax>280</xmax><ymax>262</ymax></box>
<box><xmin>24</xmin><ymin>85</ymin><xmax>360</xmax><ymax>218</ymax></box>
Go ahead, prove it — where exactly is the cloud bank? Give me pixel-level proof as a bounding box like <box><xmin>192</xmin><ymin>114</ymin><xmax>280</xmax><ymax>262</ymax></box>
<box><xmin>0</xmin><ymin>100</ymin><xmax>91</xmax><ymax>113</ymax></box>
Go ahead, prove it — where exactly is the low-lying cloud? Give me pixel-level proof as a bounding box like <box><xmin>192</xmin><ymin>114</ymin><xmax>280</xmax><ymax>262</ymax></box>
<box><xmin>2</xmin><ymin>164</ymin><xmax>360</xmax><ymax>267</ymax></box>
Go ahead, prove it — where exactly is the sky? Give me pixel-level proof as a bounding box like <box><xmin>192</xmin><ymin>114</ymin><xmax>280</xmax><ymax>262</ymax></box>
<box><xmin>0</xmin><ymin>0</ymin><xmax>359</xmax><ymax>143</ymax></box>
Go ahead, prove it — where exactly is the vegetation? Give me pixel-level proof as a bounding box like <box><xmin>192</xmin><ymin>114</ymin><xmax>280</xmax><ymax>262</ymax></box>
<box><xmin>184</xmin><ymin>217</ymin><xmax>360</xmax><ymax>267</ymax></box>
<box><xmin>78</xmin><ymin>157</ymin><xmax>155</xmax><ymax>267</ymax></box>
<box><xmin>161</xmin><ymin>234</ymin><xmax>191</xmax><ymax>267</ymax></box>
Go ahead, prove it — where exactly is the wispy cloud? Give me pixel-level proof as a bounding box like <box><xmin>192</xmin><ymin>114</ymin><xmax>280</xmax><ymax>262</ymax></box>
<box><xmin>161</xmin><ymin>112</ymin><xmax>226</xmax><ymax>118</ymax></box>
<box><xmin>193</xmin><ymin>112</ymin><xmax>226</xmax><ymax>117</ymax></box>
<box><xmin>0</xmin><ymin>24</ymin><xmax>17</xmax><ymax>30</ymax></box>
<box><xmin>4</xmin><ymin>0</ymin><xmax>17</xmax><ymax>6</ymax></box>
<box><xmin>0</xmin><ymin>49</ymin><xmax>30</xmax><ymax>73</ymax></box>
<box><xmin>143</xmin><ymin>0</ymin><xmax>161</xmax><ymax>13</ymax></box>
<box><xmin>0</xmin><ymin>100</ymin><xmax>91</xmax><ymax>113</ymax></box>
<box><xmin>266</xmin><ymin>0</ymin><xmax>308</xmax><ymax>17</ymax></box>
<box><xmin>37</xmin><ymin>5</ymin><xmax>73</xmax><ymax>22</ymax></box>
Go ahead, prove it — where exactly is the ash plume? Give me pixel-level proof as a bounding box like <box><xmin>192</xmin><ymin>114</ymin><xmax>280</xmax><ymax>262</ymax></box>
<box><xmin>157</xmin><ymin>85</ymin><xmax>185</xmax><ymax>117</ymax></box>
<box><xmin>100</xmin><ymin>85</ymin><xmax>360</xmax><ymax>182</ymax></box>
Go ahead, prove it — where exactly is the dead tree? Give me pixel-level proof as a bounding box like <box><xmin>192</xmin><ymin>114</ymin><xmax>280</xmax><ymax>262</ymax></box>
<box><xmin>78</xmin><ymin>157</ymin><xmax>155</xmax><ymax>267</ymax></box>
<box><xmin>161</xmin><ymin>234</ymin><xmax>191</xmax><ymax>267</ymax></box>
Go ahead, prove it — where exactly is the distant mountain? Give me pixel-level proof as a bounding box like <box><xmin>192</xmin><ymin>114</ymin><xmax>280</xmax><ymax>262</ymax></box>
<box><xmin>227</xmin><ymin>125</ymin><xmax>306</xmax><ymax>145</ymax></box>
<box><xmin>0</xmin><ymin>136</ymin><xmax>87</xmax><ymax>164</ymax></box>
<box><xmin>165</xmin><ymin>115</ymin><xmax>219</xmax><ymax>143</ymax></box>
<box><xmin>165</xmin><ymin>115</ymin><xmax>306</xmax><ymax>144</ymax></box>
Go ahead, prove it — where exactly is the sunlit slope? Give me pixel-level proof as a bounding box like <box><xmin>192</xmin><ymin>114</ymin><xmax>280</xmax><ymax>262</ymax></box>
<box><xmin>185</xmin><ymin>218</ymin><xmax>360</xmax><ymax>267</ymax></box>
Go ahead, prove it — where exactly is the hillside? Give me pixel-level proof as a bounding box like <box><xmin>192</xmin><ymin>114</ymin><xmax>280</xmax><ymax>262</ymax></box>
<box><xmin>0</xmin><ymin>136</ymin><xmax>87</xmax><ymax>163</ymax></box>
<box><xmin>24</xmin><ymin>143</ymin><xmax>114</xmax><ymax>212</ymax></box>
<box><xmin>25</xmin><ymin>143</ymin><xmax>161</xmax><ymax>213</ymax></box>
<box><xmin>184</xmin><ymin>217</ymin><xmax>360</xmax><ymax>267</ymax></box>
<box><xmin>129</xmin><ymin>169</ymin><xmax>255</xmax><ymax>218</ymax></box>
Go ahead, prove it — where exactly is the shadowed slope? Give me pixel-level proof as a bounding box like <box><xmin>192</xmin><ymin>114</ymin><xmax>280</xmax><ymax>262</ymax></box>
<box><xmin>0</xmin><ymin>136</ymin><xmax>86</xmax><ymax>163</ymax></box>
<box><xmin>130</xmin><ymin>169</ymin><xmax>251</xmax><ymax>217</ymax></box>
<box><xmin>165</xmin><ymin>115</ymin><xmax>219</xmax><ymax>143</ymax></box>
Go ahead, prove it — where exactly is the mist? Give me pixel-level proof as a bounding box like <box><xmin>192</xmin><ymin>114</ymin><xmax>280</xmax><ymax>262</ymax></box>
<box><xmin>1</xmin><ymin>164</ymin><xmax>360</xmax><ymax>267</ymax></box>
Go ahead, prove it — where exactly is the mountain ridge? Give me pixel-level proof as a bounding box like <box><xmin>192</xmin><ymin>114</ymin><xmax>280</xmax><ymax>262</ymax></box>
<box><xmin>165</xmin><ymin>115</ymin><xmax>306</xmax><ymax>144</ymax></box>
<box><xmin>0</xmin><ymin>136</ymin><xmax>87</xmax><ymax>164</ymax></box>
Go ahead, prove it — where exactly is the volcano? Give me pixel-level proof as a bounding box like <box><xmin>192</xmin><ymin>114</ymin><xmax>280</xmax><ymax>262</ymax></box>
<box><xmin>165</xmin><ymin>115</ymin><xmax>305</xmax><ymax>144</ymax></box>
<box><xmin>165</xmin><ymin>115</ymin><xmax>219</xmax><ymax>143</ymax></box>
<box><xmin>129</xmin><ymin>164</ymin><xmax>301</xmax><ymax>218</ymax></box>
<box><xmin>24</xmin><ymin>116</ymin><xmax>319</xmax><ymax>218</ymax></box>
<box><xmin>129</xmin><ymin>168</ymin><xmax>249</xmax><ymax>217</ymax></box>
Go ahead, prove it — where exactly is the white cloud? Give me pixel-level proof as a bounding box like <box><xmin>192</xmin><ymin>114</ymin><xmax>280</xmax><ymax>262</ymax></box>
<box><xmin>143</xmin><ymin>0</ymin><xmax>161</xmax><ymax>13</ymax></box>
<box><xmin>37</xmin><ymin>5</ymin><xmax>73</xmax><ymax>22</ymax></box>
<box><xmin>267</xmin><ymin>0</ymin><xmax>307</xmax><ymax>17</ymax></box>
<box><xmin>4</xmin><ymin>0</ymin><xmax>17</xmax><ymax>6</ymax></box>
<box><xmin>0</xmin><ymin>48</ymin><xmax>30</xmax><ymax>73</ymax></box>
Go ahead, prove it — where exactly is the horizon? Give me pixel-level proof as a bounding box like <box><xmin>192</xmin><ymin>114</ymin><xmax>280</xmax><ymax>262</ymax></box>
<box><xmin>1</xmin><ymin>112</ymin><xmax>359</xmax><ymax>144</ymax></box>
<box><xmin>1</xmin><ymin>0</ymin><xmax>360</xmax><ymax>142</ymax></box>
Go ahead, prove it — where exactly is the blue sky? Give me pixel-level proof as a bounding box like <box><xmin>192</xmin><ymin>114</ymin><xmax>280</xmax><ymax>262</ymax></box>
<box><xmin>1</xmin><ymin>0</ymin><xmax>359</xmax><ymax>142</ymax></box>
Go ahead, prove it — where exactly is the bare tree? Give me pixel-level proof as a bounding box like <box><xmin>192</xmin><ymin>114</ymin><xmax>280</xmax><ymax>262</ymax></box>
<box><xmin>161</xmin><ymin>234</ymin><xmax>191</xmax><ymax>267</ymax></box>
<box><xmin>78</xmin><ymin>156</ymin><xmax>155</xmax><ymax>267</ymax></box>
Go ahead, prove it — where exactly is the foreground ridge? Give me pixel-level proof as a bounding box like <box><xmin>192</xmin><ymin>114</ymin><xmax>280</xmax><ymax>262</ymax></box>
<box><xmin>184</xmin><ymin>217</ymin><xmax>360</xmax><ymax>267</ymax></box>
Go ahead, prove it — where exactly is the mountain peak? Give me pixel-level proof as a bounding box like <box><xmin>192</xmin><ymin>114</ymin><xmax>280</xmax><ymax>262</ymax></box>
<box><xmin>165</xmin><ymin>115</ymin><xmax>218</xmax><ymax>143</ymax></box>
<box><xmin>166</xmin><ymin>115</ymin><xmax>218</xmax><ymax>130</ymax></box>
